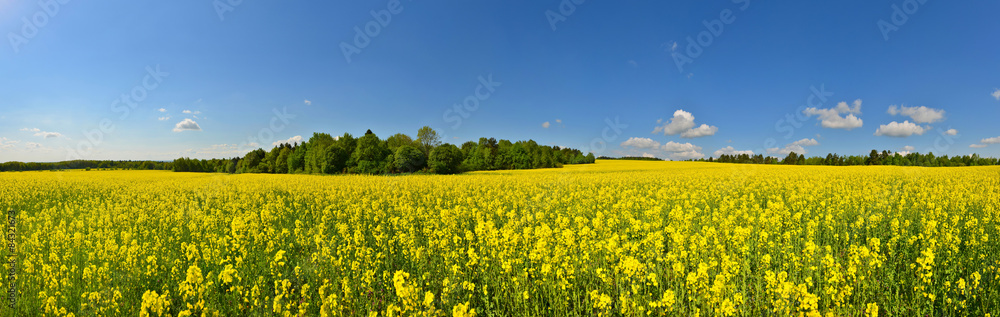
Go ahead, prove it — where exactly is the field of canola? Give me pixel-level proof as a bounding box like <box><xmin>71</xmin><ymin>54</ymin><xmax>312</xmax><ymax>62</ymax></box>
<box><xmin>1</xmin><ymin>160</ymin><xmax>998</xmax><ymax>316</ymax></box>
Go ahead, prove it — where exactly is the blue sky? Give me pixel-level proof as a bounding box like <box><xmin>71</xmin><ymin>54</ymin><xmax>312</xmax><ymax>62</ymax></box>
<box><xmin>1</xmin><ymin>1</ymin><xmax>998</xmax><ymax>162</ymax></box>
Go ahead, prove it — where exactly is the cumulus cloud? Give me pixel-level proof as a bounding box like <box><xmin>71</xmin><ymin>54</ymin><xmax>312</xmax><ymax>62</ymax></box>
<box><xmin>902</xmin><ymin>145</ymin><xmax>915</xmax><ymax>152</ymax></box>
<box><xmin>182</xmin><ymin>110</ymin><xmax>201</xmax><ymax>115</ymax></box>
<box><xmin>652</xmin><ymin>110</ymin><xmax>718</xmax><ymax>138</ymax></box>
<box><xmin>158</xmin><ymin>108</ymin><xmax>167</xmax><ymax>112</ymax></box>
<box><xmin>35</xmin><ymin>131</ymin><xmax>62</xmax><ymax>139</ymax></box>
<box><xmin>767</xmin><ymin>138</ymin><xmax>820</xmax><ymax>156</ymax></box>
<box><xmin>642</xmin><ymin>153</ymin><xmax>655</xmax><ymax>158</ymax></box>
<box><xmin>803</xmin><ymin>99</ymin><xmax>864</xmax><ymax>130</ymax></box>
<box><xmin>982</xmin><ymin>136</ymin><xmax>1000</xmax><ymax>144</ymax></box>
<box><xmin>158</xmin><ymin>116</ymin><xmax>171</xmax><ymax>121</ymax></box>
<box><xmin>944</xmin><ymin>129</ymin><xmax>958</xmax><ymax>136</ymax></box>
<box><xmin>273</xmin><ymin>135</ymin><xmax>304</xmax><ymax>146</ymax></box>
<box><xmin>681</xmin><ymin>124</ymin><xmax>718</xmax><ymax>138</ymax></box>
<box><xmin>304</xmin><ymin>100</ymin><xmax>312</xmax><ymax>106</ymax></box>
<box><xmin>887</xmin><ymin>105</ymin><xmax>945</xmax><ymax>123</ymax></box>
<box><xmin>790</xmin><ymin>138</ymin><xmax>820</xmax><ymax>146</ymax></box>
<box><xmin>542</xmin><ymin>121</ymin><xmax>551</xmax><ymax>129</ymax></box>
<box><xmin>874</xmin><ymin>121</ymin><xmax>930</xmax><ymax>137</ymax></box>
<box><xmin>670</xmin><ymin>150</ymin><xmax>704</xmax><ymax>161</ymax></box>
<box><xmin>173</xmin><ymin>119</ymin><xmax>202</xmax><ymax>132</ymax></box>
<box><xmin>713</xmin><ymin>146</ymin><xmax>753</xmax><ymax>157</ymax></box>
<box><xmin>556</xmin><ymin>119</ymin><xmax>562</xmax><ymax>124</ymax></box>
<box><xmin>23</xmin><ymin>128</ymin><xmax>62</xmax><ymax>138</ymax></box>
<box><xmin>621</xmin><ymin>137</ymin><xmax>660</xmax><ymax>149</ymax></box>
<box><xmin>662</xmin><ymin>141</ymin><xmax>702</xmax><ymax>153</ymax></box>
<box><xmin>993</xmin><ymin>89</ymin><xmax>1000</xmax><ymax>101</ymax></box>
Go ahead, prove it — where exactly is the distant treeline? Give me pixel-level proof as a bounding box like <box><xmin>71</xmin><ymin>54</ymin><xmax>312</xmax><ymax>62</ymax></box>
<box><xmin>597</xmin><ymin>156</ymin><xmax>664</xmax><ymax>161</ymax></box>
<box><xmin>173</xmin><ymin>127</ymin><xmax>595</xmax><ymax>175</ymax></box>
<box><xmin>705</xmin><ymin>150</ymin><xmax>1000</xmax><ymax>167</ymax></box>
<box><xmin>0</xmin><ymin>160</ymin><xmax>169</xmax><ymax>172</ymax></box>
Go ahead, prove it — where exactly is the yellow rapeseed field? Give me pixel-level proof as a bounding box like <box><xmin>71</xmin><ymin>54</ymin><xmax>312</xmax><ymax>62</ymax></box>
<box><xmin>1</xmin><ymin>160</ymin><xmax>998</xmax><ymax>316</ymax></box>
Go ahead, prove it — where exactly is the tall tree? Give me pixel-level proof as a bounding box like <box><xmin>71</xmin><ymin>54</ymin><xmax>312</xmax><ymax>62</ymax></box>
<box><xmin>416</xmin><ymin>126</ymin><xmax>442</xmax><ymax>156</ymax></box>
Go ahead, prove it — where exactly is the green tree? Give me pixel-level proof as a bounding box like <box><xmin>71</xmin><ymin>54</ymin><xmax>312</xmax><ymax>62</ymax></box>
<box><xmin>275</xmin><ymin>147</ymin><xmax>291</xmax><ymax>173</ymax></box>
<box><xmin>394</xmin><ymin>145</ymin><xmax>426</xmax><ymax>173</ymax></box>
<box><xmin>416</xmin><ymin>126</ymin><xmax>442</xmax><ymax>156</ymax></box>
<box><xmin>429</xmin><ymin>143</ymin><xmax>464</xmax><ymax>174</ymax></box>
<box><xmin>351</xmin><ymin>132</ymin><xmax>391</xmax><ymax>174</ymax></box>
<box><xmin>385</xmin><ymin>133</ymin><xmax>415</xmax><ymax>152</ymax></box>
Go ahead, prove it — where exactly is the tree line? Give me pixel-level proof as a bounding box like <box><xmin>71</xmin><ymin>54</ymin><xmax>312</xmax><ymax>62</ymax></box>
<box><xmin>597</xmin><ymin>156</ymin><xmax>664</xmax><ymax>161</ymax></box>
<box><xmin>0</xmin><ymin>160</ymin><xmax>170</xmax><ymax>172</ymax></box>
<box><xmin>706</xmin><ymin>150</ymin><xmax>1000</xmax><ymax>167</ymax></box>
<box><xmin>172</xmin><ymin>126</ymin><xmax>596</xmax><ymax>175</ymax></box>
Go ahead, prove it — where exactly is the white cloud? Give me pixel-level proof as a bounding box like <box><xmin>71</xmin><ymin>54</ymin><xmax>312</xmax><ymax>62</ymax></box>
<box><xmin>183</xmin><ymin>110</ymin><xmax>191</xmax><ymax>114</ymax></box>
<box><xmin>713</xmin><ymin>146</ymin><xmax>753</xmax><ymax>157</ymax></box>
<box><xmin>944</xmin><ymin>129</ymin><xmax>958</xmax><ymax>136</ymax></box>
<box><xmin>790</xmin><ymin>138</ymin><xmax>820</xmax><ymax>146</ymax></box>
<box><xmin>970</xmin><ymin>144</ymin><xmax>988</xmax><ymax>148</ymax></box>
<box><xmin>661</xmin><ymin>141</ymin><xmax>702</xmax><ymax>153</ymax></box>
<box><xmin>670</xmin><ymin>150</ymin><xmax>704</xmax><ymax>161</ymax></box>
<box><xmin>982</xmin><ymin>136</ymin><xmax>1000</xmax><ymax>144</ymax></box>
<box><xmin>642</xmin><ymin>153</ymin><xmax>655</xmax><ymax>158</ymax></box>
<box><xmin>896</xmin><ymin>151</ymin><xmax>911</xmax><ymax>156</ymax></box>
<box><xmin>993</xmin><ymin>88</ymin><xmax>1000</xmax><ymax>100</ymax></box>
<box><xmin>621</xmin><ymin>137</ymin><xmax>660</xmax><ymax>149</ymax></box>
<box><xmin>35</xmin><ymin>131</ymin><xmax>62</xmax><ymax>139</ymax></box>
<box><xmin>158</xmin><ymin>116</ymin><xmax>171</xmax><ymax>121</ymax></box>
<box><xmin>273</xmin><ymin>135</ymin><xmax>304</xmax><ymax>146</ymax></box>
<box><xmin>902</xmin><ymin>145</ymin><xmax>915</xmax><ymax>151</ymax></box>
<box><xmin>652</xmin><ymin>110</ymin><xmax>718</xmax><ymax>138</ymax></box>
<box><xmin>304</xmin><ymin>100</ymin><xmax>312</xmax><ymax>106</ymax></box>
<box><xmin>182</xmin><ymin>110</ymin><xmax>201</xmax><ymax>114</ymax></box>
<box><xmin>0</xmin><ymin>137</ymin><xmax>18</xmax><ymax>150</ymax></box>
<box><xmin>22</xmin><ymin>128</ymin><xmax>61</xmax><ymax>138</ymax></box>
<box><xmin>158</xmin><ymin>108</ymin><xmax>167</xmax><ymax>112</ymax></box>
<box><xmin>25</xmin><ymin>142</ymin><xmax>42</xmax><ymax>149</ymax></box>
<box><xmin>767</xmin><ymin>138</ymin><xmax>820</xmax><ymax>156</ymax></box>
<box><xmin>681</xmin><ymin>124</ymin><xmax>718</xmax><ymax>138</ymax></box>
<box><xmin>541</xmin><ymin>121</ymin><xmax>551</xmax><ymax>129</ymax></box>
<box><xmin>556</xmin><ymin>119</ymin><xmax>562</xmax><ymax>124</ymax></box>
<box><xmin>670</xmin><ymin>41</ymin><xmax>678</xmax><ymax>51</ymax></box>
<box><xmin>887</xmin><ymin>105</ymin><xmax>945</xmax><ymax>123</ymax></box>
<box><xmin>874</xmin><ymin>121</ymin><xmax>930</xmax><ymax>137</ymax></box>
<box><xmin>803</xmin><ymin>99</ymin><xmax>864</xmax><ymax>130</ymax></box>
<box><xmin>173</xmin><ymin>119</ymin><xmax>202</xmax><ymax>132</ymax></box>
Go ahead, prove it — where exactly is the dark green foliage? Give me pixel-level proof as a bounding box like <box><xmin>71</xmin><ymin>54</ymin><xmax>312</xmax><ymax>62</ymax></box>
<box><xmin>710</xmin><ymin>149</ymin><xmax>1000</xmax><ymax>167</ymax></box>
<box><xmin>159</xmin><ymin>126</ymin><xmax>595</xmax><ymax>176</ymax></box>
<box><xmin>429</xmin><ymin>143</ymin><xmax>464</xmax><ymax>174</ymax></box>
<box><xmin>350</xmin><ymin>132</ymin><xmax>391</xmax><ymax>174</ymax></box>
<box><xmin>394</xmin><ymin>145</ymin><xmax>426</xmax><ymax>173</ymax></box>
